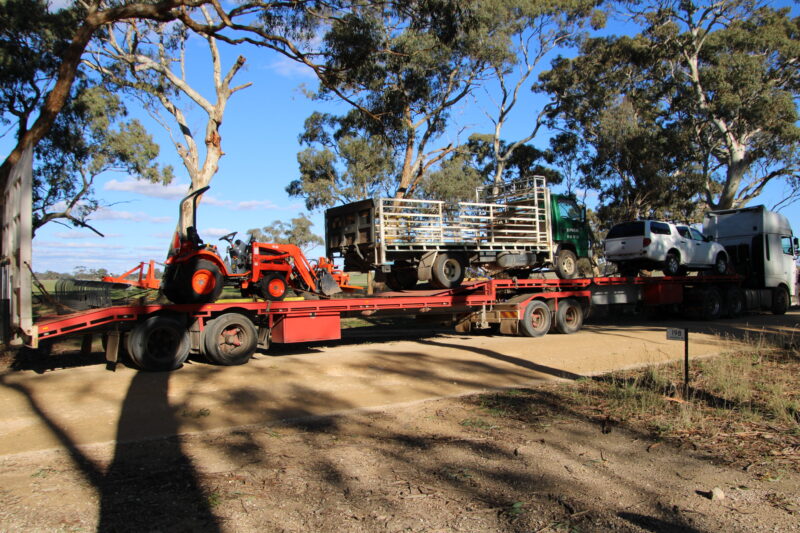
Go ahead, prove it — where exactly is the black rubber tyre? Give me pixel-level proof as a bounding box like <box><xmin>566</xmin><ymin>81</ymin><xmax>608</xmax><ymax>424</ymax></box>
<box><xmin>431</xmin><ymin>254</ymin><xmax>465</xmax><ymax>289</ymax></box>
<box><xmin>172</xmin><ymin>257</ymin><xmax>224</xmax><ymax>304</ymax></box>
<box><xmin>713</xmin><ymin>253</ymin><xmax>728</xmax><ymax>275</ymax></box>
<box><xmin>258</xmin><ymin>273</ymin><xmax>288</xmax><ymax>301</ymax></box>
<box><xmin>771</xmin><ymin>286</ymin><xmax>790</xmax><ymax>315</ymax></box>
<box><xmin>127</xmin><ymin>315</ymin><xmax>190</xmax><ymax>371</ymax></box>
<box><xmin>386</xmin><ymin>267</ymin><xmax>418</xmax><ymax>291</ymax></box>
<box><xmin>663</xmin><ymin>252</ymin><xmax>681</xmax><ymax>276</ymax></box>
<box><xmin>161</xmin><ymin>264</ymin><xmax>182</xmax><ymax>303</ymax></box>
<box><xmin>203</xmin><ymin>312</ymin><xmax>258</xmax><ymax>366</ymax></box>
<box><xmin>518</xmin><ymin>300</ymin><xmax>551</xmax><ymax>337</ymax></box>
<box><xmin>725</xmin><ymin>287</ymin><xmax>745</xmax><ymax>318</ymax></box>
<box><xmin>554</xmin><ymin>298</ymin><xmax>584</xmax><ymax>334</ymax></box>
<box><xmin>554</xmin><ymin>249</ymin><xmax>578</xmax><ymax>279</ymax></box>
<box><xmin>700</xmin><ymin>287</ymin><xmax>723</xmax><ymax>321</ymax></box>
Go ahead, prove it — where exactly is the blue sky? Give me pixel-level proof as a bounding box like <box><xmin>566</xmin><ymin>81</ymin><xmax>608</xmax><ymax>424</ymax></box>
<box><xmin>17</xmin><ymin>5</ymin><xmax>800</xmax><ymax>273</ymax></box>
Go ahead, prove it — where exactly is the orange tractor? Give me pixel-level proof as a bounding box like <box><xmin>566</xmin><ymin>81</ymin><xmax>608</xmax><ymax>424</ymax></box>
<box><xmin>160</xmin><ymin>187</ymin><xmax>356</xmax><ymax>304</ymax></box>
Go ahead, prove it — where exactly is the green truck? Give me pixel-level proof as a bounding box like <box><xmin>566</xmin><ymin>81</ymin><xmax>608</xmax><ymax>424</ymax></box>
<box><xmin>325</xmin><ymin>176</ymin><xmax>593</xmax><ymax>290</ymax></box>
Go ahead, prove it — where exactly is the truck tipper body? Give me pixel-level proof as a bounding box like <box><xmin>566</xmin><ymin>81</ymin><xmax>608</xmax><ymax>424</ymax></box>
<box><xmin>703</xmin><ymin>206</ymin><xmax>797</xmax><ymax>314</ymax></box>
<box><xmin>324</xmin><ymin>176</ymin><xmax>592</xmax><ymax>290</ymax></box>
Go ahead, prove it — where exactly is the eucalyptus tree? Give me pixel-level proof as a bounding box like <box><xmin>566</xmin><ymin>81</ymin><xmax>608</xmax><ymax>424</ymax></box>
<box><xmin>540</xmin><ymin>0</ymin><xmax>800</xmax><ymax>214</ymax></box>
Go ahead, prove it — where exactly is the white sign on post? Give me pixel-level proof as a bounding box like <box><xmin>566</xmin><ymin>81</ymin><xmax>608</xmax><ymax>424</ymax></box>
<box><xmin>666</xmin><ymin>328</ymin><xmax>686</xmax><ymax>341</ymax></box>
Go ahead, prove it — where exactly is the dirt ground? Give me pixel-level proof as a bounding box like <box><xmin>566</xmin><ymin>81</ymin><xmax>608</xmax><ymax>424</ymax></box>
<box><xmin>0</xmin><ymin>310</ymin><xmax>799</xmax><ymax>532</ymax></box>
<box><xmin>1</xmin><ymin>385</ymin><xmax>798</xmax><ymax>533</ymax></box>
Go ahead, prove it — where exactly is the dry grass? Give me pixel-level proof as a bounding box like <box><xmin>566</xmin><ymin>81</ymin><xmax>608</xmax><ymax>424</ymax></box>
<box><xmin>472</xmin><ymin>338</ymin><xmax>800</xmax><ymax>479</ymax></box>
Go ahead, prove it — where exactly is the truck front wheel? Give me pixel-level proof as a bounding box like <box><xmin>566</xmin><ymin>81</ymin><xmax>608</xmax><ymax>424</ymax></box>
<box><xmin>554</xmin><ymin>249</ymin><xmax>577</xmax><ymax>279</ymax></box>
<box><xmin>771</xmin><ymin>286</ymin><xmax>790</xmax><ymax>315</ymax></box>
<box><xmin>431</xmin><ymin>254</ymin><xmax>465</xmax><ymax>289</ymax></box>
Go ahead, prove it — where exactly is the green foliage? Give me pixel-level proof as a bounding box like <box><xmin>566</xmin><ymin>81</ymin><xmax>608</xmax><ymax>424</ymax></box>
<box><xmin>33</xmin><ymin>85</ymin><xmax>173</xmax><ymax>233</ymax></box>
<box><xmin>247</xmin><ymin>213</ymin><xmax>323</xmax><ymax>252</ymax></box>
<box><xmin>287</xmin><ymin>111</ymin><xmax>396</xmax><ymax>209</ymax></box>
<box><xmin>0</xmin><ymin>0</ymin><xmax>78</xmax><ymax>139</ymax></box>
<box><xmin>539</xmin><ymin>1</ymin><xmax>800</xmax><ymax>214</ymax></box>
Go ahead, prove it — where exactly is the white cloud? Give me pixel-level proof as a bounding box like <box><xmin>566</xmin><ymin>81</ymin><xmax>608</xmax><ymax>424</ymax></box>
<box><xmin>104</xmin><ymin>179</ymin><xmax>191</xmax><ymax>199</ymax></box>
<box><xmin>237</xmin><ymin>200</ymin><xmax>279</xmax><ymax>210</ymax></box>
<box><xmin>53</xmin><ymin>230</ymin><xmax>121</xmax><ymax>239</ymax></box>
<box><xmin>202</xmin><ymin>227</ymin><xmax>235</xmax><ymax>237</ymax></box>
<box><xmin>36</xmin><ymin>241</ymin><xmax>125</xmax><ymax>250</ymax></box>
<box><xmin>267</xmin><ymin>56</ymin><xmax>317</xmax><ymax>79</ymax></box>
<box><xmin>92</xmin><ymin>208</ymin><xmax>171</xmax><ymax>223</ymax></box>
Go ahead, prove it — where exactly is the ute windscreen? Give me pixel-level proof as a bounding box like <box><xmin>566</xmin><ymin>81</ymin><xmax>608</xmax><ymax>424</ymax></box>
<box><xmin>606</xmin><ymin>221</ymin><xmax>645</xmax><ymax>239</ymax></box>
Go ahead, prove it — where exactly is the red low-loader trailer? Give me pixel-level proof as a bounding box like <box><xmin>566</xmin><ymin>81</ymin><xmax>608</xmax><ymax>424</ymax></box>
<box><xmin>29</xmin><ymin>273</ymin><xmax>762</xmax><ymax>372</ymax></box>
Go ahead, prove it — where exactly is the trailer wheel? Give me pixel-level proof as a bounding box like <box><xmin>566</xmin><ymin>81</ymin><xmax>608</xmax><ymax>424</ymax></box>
<box><xmin>203</xmin><ymin>312</ymin><xmax>258</xmax><ymax>366</ymax></box>
<box><xmin>554</xmin><ymin>249</ymin><xmax>577</xmax><ymax>279</ymax></box>
<box><xmin>554</xmin><ymin>299</ymin><xmax>583</xmax><ymax>334</ymax></box>
<box><xmin>519</xmin><ymin>300</ymin><xmax>551</xmax><ymax>337</ymax></box>
<box><xmin>771</xmin><ymin>286</ymin><xmax>790</xmax><ymax>315</ymax></box>
<box><xmin>700</xmin><ymin>288</ymin><xmax>723</xmax><ymax>320</ymax></box>
<box><xmin>127</xmin><ymin>316</ymin><xmax>190</xmax><ymax>371</ymax></box>
<box><xmin>258</xmin><ymin>273</ymin><xmax>288</xmax><ymax>301</ymax></box>
<box><xmin>725</xmin><ymin>287</ymin><xmax>745</xmax><ymax>318</ymax></box>
<box><xmin>431</xmin><ymin>254</ymin><xmax>465</xmax><ymax>289</ymax></box>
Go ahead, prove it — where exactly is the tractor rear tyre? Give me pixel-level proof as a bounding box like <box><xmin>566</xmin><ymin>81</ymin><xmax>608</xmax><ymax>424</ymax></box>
<box><xmin>431</xmin><ymin>254</ymin><xmax>465</xmax><ymax>289</ymax></box>
<box><xmin>203</xmin><ymin>312</ymin><xmax>258</xmax><ymax>366</ymax></box>
<box><xmin>175</xmin><ymin>258</ymin><xmax>224</xmax><ymax>304</ymax></box>
<box><xmin>127</xmin><ymin>315</ymin><xmax>190</xmax><ymax>371</ymax></box>
<box><xmin>258</xmin><ymin>273</ymin><xmax>288</xmax><ymax>301</ymax></box>
<box><xmin>554</xmin><ymin>299</ymin><xmax>584</xmax><ymax>334</ymax></box>
<box><xmin>554</xmin><ymin>249</ymin><xmax>577</xmax><ymax>279</ymax></box>
<box><xmin>161</xmin><ymin>264</ymin><xmax>182</xmax><ymax>303</ymax></box>
<box><xmin>518</xmin><ymin>300</ymin><xmax>551</xmax><ymax>337</ymax></box>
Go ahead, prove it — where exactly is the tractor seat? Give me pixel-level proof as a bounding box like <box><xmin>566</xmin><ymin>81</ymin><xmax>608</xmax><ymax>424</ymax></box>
<box><xmin>186</xmin><ymin>226</ymin><xmax>204</xmax><ymax>248</ymax></box>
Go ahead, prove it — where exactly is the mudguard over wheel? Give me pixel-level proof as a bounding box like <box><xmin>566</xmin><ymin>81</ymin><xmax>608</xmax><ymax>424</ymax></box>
<box><xmin>203</xmin><ymin>312</ymin><xmax>258</xmax><ymax>366</ymax></box>
<box><xmin>127</xmin><ymin>315</ymin><xmax>190</xmax><ymax>371</ymax></box>
<box><xmin>554</xmin><ymin>299</ymin><xmax>584</xmax><ymax>334</ymax></box>
<box><xmin>554</xmin><ymin>249</ymin><xmax>577</xmax><ymax>279</ymax></box>
<box><xmin>519</xmin><ymin>300</ymin><xmax>551</xmax><ymax>337</ymax></box>
<box><xmin>431</xmin><ymin>254</ymin><xmax>465</xmax><ymax>289</ymax></box>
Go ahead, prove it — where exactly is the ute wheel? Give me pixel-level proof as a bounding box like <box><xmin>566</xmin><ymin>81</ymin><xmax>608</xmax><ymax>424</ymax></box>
<box><xmin>431</xmin><ymin>254</ymin><xmax>465</xmax><ymax>289</ymax></box>
<box><xmin>519</xmin><ymin>300</ymin><xmax>551</xmax><ymax>337</ymax></box>
<box><xmin>203</xmin><ymin>312</ymin><xmax>258</xmax><ymax>366</ymax></box>
<box><xmin>700</xmin><ymin>287</ymin><xmax>723</xmax><ymax>320</ymax></box>
<box><xmin>554</xmin><ymin>249</ymin><xmax>578</xmax><ymax>279</ymax></box>
<box><xmin>127</xmin><ymin>316</ymin><xmax>189</xmax><ymax>371</ymax></box>
<box><xmin>663</xmin><ymin>252</ymin><xmax>681</xmax><ymax>276</ymax></box>
<box><xmin>713</xmin><ymin>253</ymin><xmax>728</xmax><ymax>275</ymax></box>
<box><xmin>173</xmin><ymin>258</ymin><xmax>224</xmax><ymax>304</ymax></box>
<box><xmin>725</xmin><ymin>287</ymin><xmax>745</xmax><ymax>318</ymax></box>
<box><xmin>771</xmin><ymin>286</ymin><xmax>790</xmax><ymax>315</ymax></box>
<box><xmin>258</xmin><ymin>273</ymin><xmax>288</xmax><ymax>301</ymax></box>
<box><xmin>554</xmin><ymin>299</ymin><xmax>584</xmax><ymax>334</ymax></box>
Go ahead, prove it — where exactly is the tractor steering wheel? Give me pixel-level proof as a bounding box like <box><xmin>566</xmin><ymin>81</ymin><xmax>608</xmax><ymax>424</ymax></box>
<box><xmin>219</xmin><ymin>231</ymin><xmax>238</xmax><ymax>244</ymax></box>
